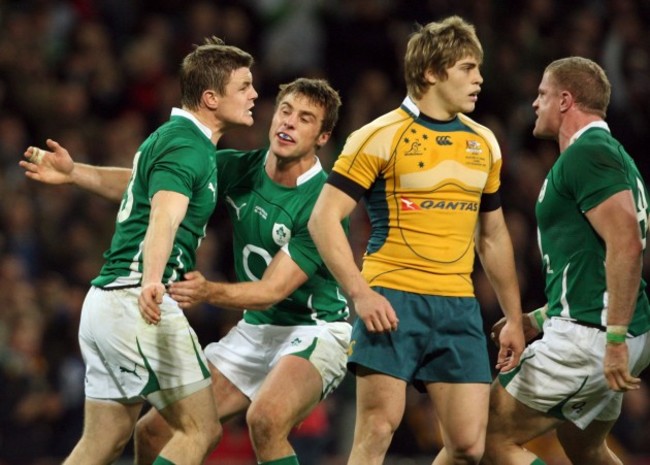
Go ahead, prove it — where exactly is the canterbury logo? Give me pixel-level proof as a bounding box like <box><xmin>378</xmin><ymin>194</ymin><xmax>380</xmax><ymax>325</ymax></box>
<box><xmin>435</xmin><ymin>136</ymin><xmax>452</xmax><ymax>146</ymax></box>
<box><xmin>400</xmin><ymin>197</ymin><xmax>420</xmax><ymax>210</ymax></box>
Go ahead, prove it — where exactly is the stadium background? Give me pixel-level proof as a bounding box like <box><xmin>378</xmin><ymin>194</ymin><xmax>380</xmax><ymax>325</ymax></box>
<box><xmin>0</xmin><ymin>0</ymin><xmax>649</xmax><ymax>464</ymax></box>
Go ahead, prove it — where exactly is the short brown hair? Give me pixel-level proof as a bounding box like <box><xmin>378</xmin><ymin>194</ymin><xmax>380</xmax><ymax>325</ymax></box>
<box><xmin>180</xmin><ymin>36</ymin><xmax>254</xmax><ymax>110</ymax></box>
<box><xmin>276</xmin><ymin>78</ymin><xmax>342</xmax><ymax>134</ymax></box>
<box><xmin>404</xmin><ymin>16</ymin><xmax>483</xmax><ymax>100</ymax></box>
<box><xmin>545</xmin><ymin>57</ymin><xmax>611</xmax><ymax>118</ymax></box>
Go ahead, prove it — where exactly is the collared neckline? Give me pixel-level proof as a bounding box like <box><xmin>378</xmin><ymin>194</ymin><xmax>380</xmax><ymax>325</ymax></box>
<box><xmin>568</xmin><ymin>120</ymin><xmax>610</xmax><ymax>147</ymax></box>
<box><xmin>171</xmin><ymin>107</ymin><xmax>213</xmax><ymax>140</ymax></box>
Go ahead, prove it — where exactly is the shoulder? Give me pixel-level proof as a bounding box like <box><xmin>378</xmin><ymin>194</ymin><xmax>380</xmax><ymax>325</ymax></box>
<box><xmin>458</xmin><ymin>113</ymin><xmax>501</xmax><ymax>162</ymax></box>
<box><xmin>343</xmin><ymin>107</ymin><xmax>413</xmax><ymax>153</ymax></box>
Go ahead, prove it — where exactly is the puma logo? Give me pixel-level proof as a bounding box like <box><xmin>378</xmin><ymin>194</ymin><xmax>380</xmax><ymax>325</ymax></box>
<box><xmin>119</xmin><ymin>363</ymin><xmax>142</xmax><ymax>380</ymax></box>
<box><xmin>226</xmin><ymin>196</ymin><xmax>247</xmax><ymax>220</ymax></box>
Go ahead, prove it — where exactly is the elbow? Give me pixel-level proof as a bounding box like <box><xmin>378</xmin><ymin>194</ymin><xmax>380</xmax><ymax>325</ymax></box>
<box><xmin>250</xmin><ymin>285</ymin><xmax>287</xmax><ymax>311</ymax></box>
<box><xmin>308</xmin><ymin>215</ymin><xmax>321</xmax><ymax>243</ymax></box>
<box><xmin>610</xmin><ymin>235</ymin><xmax>644</xmax><ymax>263</ymax></box>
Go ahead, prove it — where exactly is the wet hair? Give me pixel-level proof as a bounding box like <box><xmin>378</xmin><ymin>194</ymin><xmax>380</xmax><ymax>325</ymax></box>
<box><xmin>179</xmin><ymin>36</ymin><xmax>254</xmax><ymax>110</ymax></box>
<box><xmin>404</xmin><ymin>16</ymin><xmax>483</xmax><ymax>100</ymax></box>
<box><xmin>276</xmin><ymin>78</ymin><xmax>342</xmax><ymax>134</ymax></box>
<box><xmin>545</xmin><ymin>56</ymin><xmax>611</xmax><ymax>117</ymax></box>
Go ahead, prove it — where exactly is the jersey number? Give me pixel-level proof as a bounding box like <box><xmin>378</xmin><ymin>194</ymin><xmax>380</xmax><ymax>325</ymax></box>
<box><xmin>117</xmin><ymin>151</ymin><xmax>141</xmax><ymax>223</ymax></box>
<box><xmin>635</xmin><ymin>177</ymin><xmax>648</xmax><ymax>249</ymax></box>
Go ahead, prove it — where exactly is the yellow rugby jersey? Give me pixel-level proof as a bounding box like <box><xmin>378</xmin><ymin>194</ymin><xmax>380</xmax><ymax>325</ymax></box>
<box><xmin>329</xmin><ymin>96</ymin><xmax>502</xmax><ymax>296</ymax></box>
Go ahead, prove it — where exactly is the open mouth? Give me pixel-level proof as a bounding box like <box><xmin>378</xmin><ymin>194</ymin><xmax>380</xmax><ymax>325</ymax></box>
<box><xmin>277</xmin><ymin>132</ymin><xmax>295</xmax><ymax>142</ymax></box>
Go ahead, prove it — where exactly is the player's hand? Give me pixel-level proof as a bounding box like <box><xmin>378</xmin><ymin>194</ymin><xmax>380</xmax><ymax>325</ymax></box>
<box><xmin>19</xmin><ymin>139</ymin><xmax>75</xmax><ymax>184</ymax></box>
<box><xmin>168</xmin><ymin>271</ymin><xmax>208</xmax><ymax>309</ymax></box>
<box><xmin>491</xmin><ymin>313</ymin><xmax>540</xmax><ymax>347</ymax></box>
<box><xmin>139</xmin><ymin>282</ymin><xmax>165</xmax><ymax>325</ymax></box>
<box><xmin>353</xmin><ymin>288</ymin><xmax>399</xmax><ymax>333</ymax></box>
<box><xmin>604</xmin><ymin>342</ymin><xmax>641</xmax><ymax>392</ymax></box>
<box><xmin>494</xmin><ymin>319</ymin><xmax>525</xmax><ymax>373</ymax></box>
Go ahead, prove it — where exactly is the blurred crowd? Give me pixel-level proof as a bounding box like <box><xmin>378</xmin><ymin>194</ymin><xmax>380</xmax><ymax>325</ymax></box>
<box><xmin>1</xmin><ymin>0</ymin><xmax>650</xmax><ymax>464</ymax></box>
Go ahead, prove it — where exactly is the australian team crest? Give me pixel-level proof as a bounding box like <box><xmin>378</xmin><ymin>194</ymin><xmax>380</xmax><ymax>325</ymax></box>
<box><xmin>272</xmin><ymin>223</ymin><xmax>291</xmax><ymax>246</ymax></box>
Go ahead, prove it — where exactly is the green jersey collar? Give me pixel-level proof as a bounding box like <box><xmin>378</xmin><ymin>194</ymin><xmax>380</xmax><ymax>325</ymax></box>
<box><xmin>171</xmin><ymin>107</ymin><xmax>212</xmax><ymax>141</ymax></box>
<box><xmin>568</xmin><ymin>120</ymin><xmax>610</xmax><ymax>147</ymax></box>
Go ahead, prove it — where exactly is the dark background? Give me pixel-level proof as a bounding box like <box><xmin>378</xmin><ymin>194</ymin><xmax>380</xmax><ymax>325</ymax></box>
<box><xmin>1</xmin><ymin>1</ymin><xmax>649</xmax><ymax>464</ymax></box>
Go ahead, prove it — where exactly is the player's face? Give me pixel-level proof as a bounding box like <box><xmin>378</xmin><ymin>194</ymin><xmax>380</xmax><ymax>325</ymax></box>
<box><xmin>532</xmin><ymin>72</ymin><xmax>561</xmax><ymax>139</ymax></box>
<box><xmin>216</xmin><ymin>67</ymin><xmax>257</xmax><ymax>128</ymax></box>
<box><xmin>268</xmin><ymin>93</ymin><xmax>330</xmax><ymax>160</ymax></box>
<box><xmin>432</xmin><ymin>56</ymin><xmax>483</xmax><ymax>117</ymax></box>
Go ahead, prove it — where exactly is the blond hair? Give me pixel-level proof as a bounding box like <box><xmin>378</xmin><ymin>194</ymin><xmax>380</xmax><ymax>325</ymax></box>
<box><xmin>545</xmin><ymin>57</ymin><xmax>611</xmax><ymax>117</ymax></box>
<box><xmin>404</xmin><ymin>16</ymin><xmax>483</xmax><ymax>99</ymax></box>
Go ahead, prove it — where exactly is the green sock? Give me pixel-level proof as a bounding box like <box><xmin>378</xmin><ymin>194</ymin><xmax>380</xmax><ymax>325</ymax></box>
<box><xmin>531</xmin><ymin>459</ymin><xmax>547</xmax><ymax>465</ymax></box>
<box><xmin>258</xmin><ymin>455</ymin><xmax>299</xmax><ymax>465</ymax></box>
<box><xmin>152</xmin><ymin>456</ymin><xmax>175</xmax><ymax>465</ymax></box>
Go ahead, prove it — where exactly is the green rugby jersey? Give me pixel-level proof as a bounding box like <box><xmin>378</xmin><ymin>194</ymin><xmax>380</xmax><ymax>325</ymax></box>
<box><xmin>536</xmin><ymin>123</ymin><xmax>650</xmax><ymax>336</ymax></box>
<box><xmin>92</xmin><ymin>109</ymin><xmax>217</xmax><ymax>288</ymax></box>
<box><xmin>217</xmin><ymin>148</ymin><xmax>349</xmax><ymax>325</ymax></box>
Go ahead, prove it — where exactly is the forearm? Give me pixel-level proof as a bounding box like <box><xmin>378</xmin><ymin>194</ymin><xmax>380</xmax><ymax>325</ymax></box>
<box><xmin>204</xmin><ymin>281</ymin><xmax>285</xmax><ymax>310</ymax></box>
<box><xmin>310</xmin><ymin>216</ymin><xmax>367</xmax><ymax>299</ymax></box>
<box><xmin>477</xmin><ymin>230</ymin><xmax>523</xmax><ymax>322</ymax></box>
<box><xmin>141</xmin><ymin>212</ymin><xmax>176</xmax><ymax>286</ymax></box>
<box><xmin>605</xmin><ymin>248</ymin><xmax>642</xmax><ymax>327</ymax></box>
<box><xmin>72</xmin><ymin>163</ymin><xmax>132</xmax><ymax>202</ymax></box>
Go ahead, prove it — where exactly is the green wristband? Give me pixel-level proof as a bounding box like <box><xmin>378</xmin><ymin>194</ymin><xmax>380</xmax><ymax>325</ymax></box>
<box><xmin>527</xmin><ymin>306</ymin><xmax>548</xmax><ymax>331</ymax></box>
<box><xmin>606</xmin><ymin>331</ymin><xmax>626</xmax><ymax>344</ymax></box>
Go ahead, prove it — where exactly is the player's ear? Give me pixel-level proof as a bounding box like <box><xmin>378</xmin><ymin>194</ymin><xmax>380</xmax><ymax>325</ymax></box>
<box><xmin>316</xmin><ymin>131</ymin><xmax>331</xmax><ymax>149</ymax></box>
<box><xmin>559</xmin><ymin>90</ymin><xmax>573</xmax><ymax>113</ymax></box>
<box><xmin>203</xmin><ymin>90</ymin><xmax>220</xmax><ymax>110</ymax></box>
<box><xmin>424</xmin><ymin>68</ymin><xmax>437</xmax><ymax>85</ymax></box>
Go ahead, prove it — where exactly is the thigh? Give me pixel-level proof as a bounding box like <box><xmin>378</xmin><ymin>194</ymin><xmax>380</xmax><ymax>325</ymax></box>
<box><xmin>158</xmin><ymin>384</ymin><xmax>218</xmax><ymax>433</ymax></box>
<box><xmin>204</xmin><ymin>321</ymin><xmax>269</xmax><ymax>400</ymax></box>
<box><xmin>487</xmin><ymin>380</ymin><xmax>561</xmax><ymax>445</ymax></box>
<box><xmin>556</xmin><ymin>418</ymin><xmax>616</xmax><ymax>460</ymax></box>
<box><xmin>82</xmin><ymin>287</ymin><xmax>211</xmax><ymax>405</ymax></box>
<box><xmin>500</xmin><ymin>318</ymin><xmax>620</xmax><ymax>429</ymax></box>
<box><xmin>249</xmin><ymin>355</ymin><xmax>323</xmax><ymax>428</ymax></box>
<box><xmin>270</xmin><ymin>321</ymin><xmax>351</xmax><ymax>398</ymax></box>
<box><xmin>355</xmin><ymin>366</ymin><xmax>408</xmax><ymax>429</ymax></box>
<box><xmin>209</xmin><ymin>362</ymin><xmax>250</xmax><ymax>423</ymax></box>
<box><xmin>428</xmin><ymin>382</ymin><xmax>489</xmax><ymax>446</ymax></box>
<box><xmin>82</xmin><ymin>398</ymin><xmax>143</xmax><ymax>444</ymax></box>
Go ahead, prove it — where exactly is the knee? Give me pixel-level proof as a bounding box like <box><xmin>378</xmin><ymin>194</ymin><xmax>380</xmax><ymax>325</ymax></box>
<box><xmin>245</xmin><ymin>404</ymin><xmax>287</xmax><ymax>446</ymax></box>
<box><xmin>564</xmin><ymin>443</ymin><xmax>620</xmax><ymax>465</ymax></box>
<box><xmin>447</xmin><ymin>438</ymin><xmax>485</xmax><ymax>465</ymax></box>
<box><xmin>200</xmin><ymin>418</ymin><xmax>223</xmax><ymax>450</ymax></box>
<box><xmin>355</xmin><ymin>414</ymin><xmax>399</xmax><ymax>448</ymax></box>
<box><xmin>482</xmin><ymin>430</ymin><xmax>504</xmax><ymax>465</ymax></box>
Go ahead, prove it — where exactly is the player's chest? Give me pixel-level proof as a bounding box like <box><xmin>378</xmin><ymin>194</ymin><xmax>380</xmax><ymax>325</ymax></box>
<box><xmin>393</xmin><ymin>130</ymin><xmax>489</xmax><ymax>172</ymax></box>
<box><xmin>225</xmin><ymin>189</ymin><xmax>298</xmax><ymax>249</ymax></box>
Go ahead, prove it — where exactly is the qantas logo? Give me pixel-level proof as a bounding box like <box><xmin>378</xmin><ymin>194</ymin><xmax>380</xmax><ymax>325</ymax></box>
<box><xmin>400</xmin><ymin>196</ymin><xmax>479</xmax><ymax>212</ymax></box>
<box><xmin>400</xmin><ymin>197</ymin><xmax>420</xmax><ymax>210</ymax></box>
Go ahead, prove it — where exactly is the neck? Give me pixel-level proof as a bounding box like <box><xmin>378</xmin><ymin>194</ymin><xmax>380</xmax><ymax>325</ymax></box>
<box><xmin>558</xmin><ymin>110</ymin><xmax>603</xmax><ymax>152</ymax></box>
<box><xmin>185</xmin><ymin>107</ymin><xmax>225</xmax><ymax>144</ymax></box>
<box><xmin>265</xmin><ymin>152</ymin><xmax>317</xmax><ymax>187</ymax></box>
<box><xmin>412</xmin><ymin>94</ymin><xmax>457</xmax><ymax>121</ymax></box>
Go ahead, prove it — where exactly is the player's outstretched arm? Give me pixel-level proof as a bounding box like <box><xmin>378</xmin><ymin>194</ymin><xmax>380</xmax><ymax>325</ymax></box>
<box><xmin>169</xmin><ymin>250</ymin><xmax>308</xmax><ymax>310</ymax></box>
<box><xmin>490</xmin><ymin>305</ymin><xmax>545</xmax><ymax>347</ymax></box>
<box><xmin>20</xmin><ymin>138</ymin><xmax>132</xmax><ymax>203</ymax></box>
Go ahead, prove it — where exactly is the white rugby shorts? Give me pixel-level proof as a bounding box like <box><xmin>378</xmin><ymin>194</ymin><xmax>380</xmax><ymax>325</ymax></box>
<box><xmin>501</xmin><ymin>317</ymin><xmax>650</xmax><ymax>429</ymax></box>
<box><xmin>79</xmin><ymin>286</ymin><xmax>211</xmax><ymax>409</ymax></box>
<box><xmin>204</xmin><ymin>320</ymin><xmax>352</xmax><ymax>399</ymax></box>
